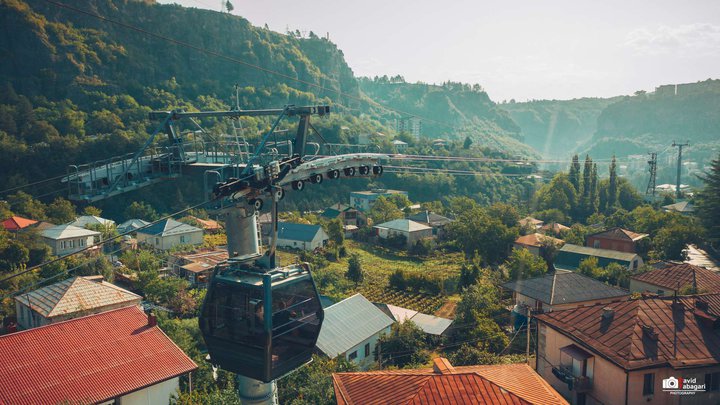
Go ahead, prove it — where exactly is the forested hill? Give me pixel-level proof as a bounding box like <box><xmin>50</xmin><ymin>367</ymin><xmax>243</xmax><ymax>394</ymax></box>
<box><xmin>500</xmin><ymin>97</ymin><xmax>619</xmax><ymax>158</ymax></box>
<box><xmin>359</xmin><ymin>78</ymin><xmax>538</xmax><ymax>157</ymax></box>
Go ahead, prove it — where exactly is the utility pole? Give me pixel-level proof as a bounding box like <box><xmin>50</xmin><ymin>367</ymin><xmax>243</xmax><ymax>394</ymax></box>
<box><xmin>672</xmin><ymin>141</ymin><xmax>689</xmax><ymax>199</ymax></box>
<box><xmin>526</xmin><ymin>306</ymin><xmax>531</xmax><ymax>364</ymax></box>
<box><xmin>645</xmin><ymin>152</ymin><xmax>657</xmax><ymax>197</ymax></box>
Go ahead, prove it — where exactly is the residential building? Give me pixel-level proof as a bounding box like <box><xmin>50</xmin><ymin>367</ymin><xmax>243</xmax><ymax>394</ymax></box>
<box><xmin>395</xmin><ymin>116</ymin><xmax>421</xmax><ymax>138</ymax></box>
<box><xmin>14</xmin><ymin>276</ymin><xmax>141</xmax><ymax>330</ymax></box>
<box><xmin>68</xmin><ymin>215</ymin><xmax>116</xmax><ymax>229</ymax></box>
<box><xmin>276</xmin><ymin>222</ymin><xmax>329</xmax><ymax>251</ymax></box>
<box><xmin>321</xmin><ymin>203</ymin><xmax>366</xmax><ymax>227</ymax></box>
<box><xmin>520</xmin><ymin>216</ymin><xmax>545</xmax><ymax>230</ymax></box>
<box><xmin>136</xmin><ymin>218</ymin><xmax>203</xmax><ymax>250</ymax></box>
<box><xmin>392</xmin><ymin>139</ymin><xmax>409</xmax><ymax>151</ymax></box>
<box><xmin>407</xmin><ymin>210</ymin><xmax>453</xmax><ymax>236</ymax></box>
<box><xmin>585</xmin><ymin>227</ymin><xmax>648</xmax><ymax>253</ymax></box>
<box><xmin>170</xmin><ymin>249</ymin><xmax>228</xmax><ymax>287</ymax></box>
<box><xmin>629</xmin><ymin>263</ymin><xmax>720</xmax><ymax>295</ymax></box>
<box><xmin>333</xmin><ymin>357</ymin><xmax>569</xmax><ymax>404</ymax></box>
<box><xmin>0</xmin><ymin>306</ymin><xmax>197</xmax><ymax>405</ymax></box>
<box><xmin>513</xmin><ymin>233</ymin><xmax>564</xmax><ymax>256</ymax></box>
<box><xmin>41</xmin><ymin>224</ymin><xmax>101</xmax><ymax>255</ymax></box>
<box><xmin>316</xmin><ymin>294</ymin><xmax>394</xmax><ymax>370</ymax></box>
<box><xmin>376</xmin><ymin>303</ymin><xmax>454</xmax><ymax>337</ymax></box>
<box><xmin>541</xmin><ymin>222</ymin><xmax>571</xmax><ymax>236</ymax></box>
<box><xmin>555</xmin><ymin>244</ymin><xmax>643</xmax><ymax>272</ymax></box>
<box><xmin>187</xmin><ymin>215</ymin><xmax>222</xmax><ymax>233</ymax></box>
<box><xmin>374</xmin><ymin>218</ymin><xmax>433</xmax><ymax>248</ymax></box>
<box><xmin>117</xmin><ymin>218</ymin><xmax>150</xmax><ymax>235</ymax></box>
<box><xmin>662</xmin><ymin>201</ymin><xmax>695</xmax><ymax>214</ymax></box>
<box><xmin>535</xmin><ymin>295</ymin><xmax>720</xmax><ymax>405</ymax></box>
<box><xmin>502</xmin><ymin>270</ymin><xmax>629</xmax><ymax>320</ymax></box>
<box><xmin>1</xmin><ymin>215</ymin><xmax>37</xmax><ymax>231</ymax></box>
<box><xmin>350</xmin><ymin>189</ymin><xmax>408</xmax><ymax>211</ymax></box>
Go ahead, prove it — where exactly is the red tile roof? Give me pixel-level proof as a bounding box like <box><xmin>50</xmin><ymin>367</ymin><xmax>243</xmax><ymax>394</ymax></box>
<box><xmin>514</xmin><ymin>233</ymin><xmax>564</xmax><ymax>248</ymax></box>
<box><xmin>536</xmin><ymin>296</ymin><xmax>720</xmax><ymax>370</ymax></box>
<box><xmin>587</xmin><ymin>227</ymin><xmax>648</xmax><ymax>242</ymax></box>
<box><xmin>1</xmin><ymin>216</ymin><xmax>38</xmax><ymax>231</ymax></box>
<box><xmin>631</xmin><ymin>263</ymin><xmax>720</xmax><ymax>293</ymax></box>
<box><xmin>0</xmin><ymin>306</ymin><xmax>197</xmax><ymax>405</ymax></box>
<box><xmin>333</xmin><ymin>361</ymin><xmax>568</xmax><ymax>405</ymax></box>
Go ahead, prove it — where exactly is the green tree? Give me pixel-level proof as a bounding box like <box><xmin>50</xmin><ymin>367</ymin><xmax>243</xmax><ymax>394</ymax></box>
<box><xmin>652</xmin><ymin>222</ymin><xmax>700</xmax><ymax>261</ymax></box>
<box><xmin>447</xmin><ymin>206</ymin><xmax>518</xmax><ymax>264</ymax></box>
<box><xmin>608</xmin><ymin>155</ymin><xmax>618</xmax><ymax>210</ymax></box>
<box><xmin>568</xmin><ymin>154</ymin><xmax>581</xmax><ymax>192</ymax></box>
<box><xmin>697</xmin><ymin>154</ymin><xmax>720</xmax><ymax>244</ymax></box>
<box><xmin>278</xmin><ymin>355</ymin><xmax>357</xmax><ymax>405</ymax></box>
<box><xmin>46</xmin><ymin>197</ymin><xmax>76</xmax><ymax>224</ymax></box>
<box><xmin>7</xmin><ymin>191</ymin><xmax>46</xmax><ymax>220</ymax></box>
<box><xmin>505</xmin><ymin>247</ymin><xmax>548</xmax><ymax>280</ymax></box>
<box><xmin>346</xmin><ymin>253</ymin><xmax>363</xmax><ymax>283</ymax></box>
<box><xmin>124</xmin><ymin>201</ymin><xmax>160</xmax><ymax>221</ymax></box>
<box><xmin>377</xmin><ymin>321</ymin><xmax>429</xmax><ymax>368</ymax></box>
<box><xmin>463</xmin><ymin>136</ymin><xmax>473</xmax><ymax>149</ymax></box>
<box><xmin>454</xmin><ymin>277</ymin><xmax>508</xmax><ymax>353</ymax></box>
<box><xmin>119</xmin><ymin>249</ymin><xmax>161</xmax><ymax>273</ymax></box>
<box><xmin>325</xmin><ymin>218</ymin><xmax>344</xmax><ymax>246</ymax></box>
<box><xmin>577</xmin><ymin>256</ymin><xmax>602</xmax><ymax>279</ymax></box>
<box><xmin>83</xmin><ymin>206</ymin><xmax>102</xmax><ymax>216</ymax></box>
<box><xmin>368</xmin><ymin>196</ymin><xmax>403</xmax><ymax>224</ymax></box>
<box><xmin>225</xmin><ymin>0</ymin><xmax>234</xmax><ymax>12</ymax></box>
<box><xmin>448</xmin><ymin>344</ymin><xmax>524</xmax><ymax>367</ymax></box>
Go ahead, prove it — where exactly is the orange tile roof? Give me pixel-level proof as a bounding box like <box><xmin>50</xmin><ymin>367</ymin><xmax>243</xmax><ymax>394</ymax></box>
<box><xmin>1</xmin><ymin>216</ymin><xmax>38</xmax><ymax>230</ymax></box>
<box><xmin>587</xmin><ymin>227</ymin><xmax>648</xmax><ymax>242</ymax></box>
<box><xmin>535</xmin><ymin>296</ymin><xmax>720</xmax><ymax>370</ymax></box>
<box><xmin>514</xmin><ymin>233</ymin><xmax>564</xmax><ymax>248</ymax></box>
<box><xmin>0</xmin><ymin>306</ymin><xmax>197</xmax><ymax>405</ymax></box>
<box><xmin>333</xmin><ymin>361</ymin><xmax>568</xmax><ymax>405</ymax></box>
<box><xmin>631</xmin><ymin>263</ymin><xmax>720</xmax><ymax>293</ymax></box>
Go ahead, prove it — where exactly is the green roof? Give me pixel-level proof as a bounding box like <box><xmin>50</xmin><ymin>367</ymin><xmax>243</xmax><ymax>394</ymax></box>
<box><xmin>555</xmin><ymin>244</ymin><xmax>638</xmax><ymax>269</ymax></box>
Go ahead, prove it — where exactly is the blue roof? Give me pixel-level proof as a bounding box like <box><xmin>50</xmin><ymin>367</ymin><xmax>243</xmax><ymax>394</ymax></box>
<box><xmin>316</xmin><ymin>294</ymin><xmax>394</xmax><ymax>358</ymax></box>
<box><xmin>277</xmin><ymin>222</ymin><xmax>324</xmax><ymax>242</ymax></box>
<box><xmin>138</xmin><ymin>218</ymin><xmax>201</xmax><ymax>237</ymax></box>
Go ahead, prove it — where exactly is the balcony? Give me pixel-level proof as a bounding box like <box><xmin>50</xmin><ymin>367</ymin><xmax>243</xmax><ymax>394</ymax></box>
<box><xmin>551</xmin><ymin>367</ymin><xmax>592</xmax><ymax>393</ymax></box>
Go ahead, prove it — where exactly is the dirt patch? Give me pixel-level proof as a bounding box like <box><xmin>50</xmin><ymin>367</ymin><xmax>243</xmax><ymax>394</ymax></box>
<box><xmin>434</xmin><ymin>301</ymin><xmax>457</xmax><ymax>319</ymax></box>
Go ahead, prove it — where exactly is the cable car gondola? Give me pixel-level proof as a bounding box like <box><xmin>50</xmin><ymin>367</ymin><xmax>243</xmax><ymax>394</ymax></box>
<box><xmin>199</xmin><ymin>260</ymin><xmax>323</xmax><ymax>383</ymax></box>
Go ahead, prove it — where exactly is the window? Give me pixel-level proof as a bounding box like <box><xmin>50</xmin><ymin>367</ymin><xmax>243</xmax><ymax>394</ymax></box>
<box><xmin>348</xmin><ymin>351</ymin><xmax>358</xmax><ymax>360</ymax></box>
<box><xmin>633</xmin><ymin>260</ymin><xmax>639</xmax><ymax>270</ymax></box>
<box><xmin>364</xmin><ymin>343</ymin><xmax>370</xmax><ymax>357</ymax></box>
<box><xmin>180</xmin><ymin>235</ymin><xmax>186</xmax><ymax>243</ymax></box>
<box><xmin>593</xmin><ymin>240</ymin><xmax>600</xmax><ymax>248</ymax></box>
<box><xmin>155</xmin><ymin>237</ymin><xmax>160</xmax><ymax>245</ymax></box>
<box><xmin>706</xmin><ymin>372</ymin><xmax>720</xmax><ymax>391</ymax></box>
<box><xmin>643</xmin><ymin>373</ymin><xmax>655</xmax><ymax>395</ymax></box>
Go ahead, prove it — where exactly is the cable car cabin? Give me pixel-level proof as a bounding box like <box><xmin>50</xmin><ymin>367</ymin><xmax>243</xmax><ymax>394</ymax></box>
<box><xmin>199</xmin><ymin>262</ymin><xmax>323</xmax><ymax>382</ymax></box>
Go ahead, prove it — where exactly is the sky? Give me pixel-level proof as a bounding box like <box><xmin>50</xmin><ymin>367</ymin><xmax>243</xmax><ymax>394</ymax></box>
<box><xmin>163</xmin><ymin>0</ymin><xmax>720</xmax><ymax>102</ymax></box>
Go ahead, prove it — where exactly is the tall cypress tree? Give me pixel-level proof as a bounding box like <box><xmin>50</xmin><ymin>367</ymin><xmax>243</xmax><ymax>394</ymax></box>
<box><xmin>697</xmin><ymin>154</ymin><xmax>720</xmax><ymax>244</ymax></box>
<box><xmin>569</xmin><ymin>154</ymin><xmax>581</xmax><ymax>192</ymax></box>
<box><xmin>590</xmin><ymin>163</ymin><xmax>599</xmax><ymax>214</ymax></box>
<box><xmin>608</xmin><ymin>155</ymin><xmax>618</xmax><ymax>210</ymax></box>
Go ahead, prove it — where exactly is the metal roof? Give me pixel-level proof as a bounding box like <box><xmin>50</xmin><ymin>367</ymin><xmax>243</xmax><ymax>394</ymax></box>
<box><xmin>374</xmin><ymin>219</ymin><xmax>432</xmax><ymax>233</ymax></box>
<box><xmin>14</xmin><ymin>276</ymin><xmax>141</xmax><ymax>318</ymax></box>
<box><xmin>502</xmin><ymin>270</ymin><xmax>629</xmax><ymax>305</ymax></box>
<box><xmin>41</xmin><ymin>224</ymin><xmax>101</xmax><ymax>240</ymax></box>
<box><xmin>316</xmin><ymin>294</ymin><xmax>394</xmax><ymax>358</ymax></box>
<box><xmin>631</xmin><ymin>263</ymin><xmax>720</xmax><ymax>292</ymax></box>
<box><xmin>586</xmin><ymin>227</ymin><xmax>648</xmax><ymax>242</ymax></box>
<box><xmin>555</xmin><ymin>244</ymin><xmax>638</xmax><ymax>268</ymax></box>
<box><xmin>0</xmin><ymin>306</ymin><xmax>197</xmax><ymax>405</ymax></box>
<box><xmin>277</xmin><ymin>222</ymin><xmax>326</xmax><ymax>242</ymax></box>
<box><xmin>138</xmin><ymin>218</ymin><xmax>201</xmax><ymax>237</ymax></box>
<box><xmin>117</xmin><ymin>219</ymin><xmax>150</xmax><ymax>233</ymax></box>
<box><xmin>408</xmin><ymin>312</ymin><xmax>454</xmax><ymax>336</ymax></box>
<box><xmin>407</xmin><ymin>211</ymin><xmax>453</xmax><ymax>227</ymax></box>
<box><xmin>68</xmin><ymin>215</ymin><xmax>115</xmax><ymax>228</ymax></box>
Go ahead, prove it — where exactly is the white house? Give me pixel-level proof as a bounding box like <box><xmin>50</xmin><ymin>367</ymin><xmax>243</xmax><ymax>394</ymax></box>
<box><xmin>117</xmin><ymin>218</ymin><xmax>150</xmax><ymax>235</ymax></box>
<box><xmin>374</xmin><ymin>218</ymin><xmax>433</xmax><ymax>248</ymax></box>
<box><xmin>68</xmin><ymin>215</ymin><xmax>116</xmax><ymax>229</ymax></box>
<box><xmin>136</xmin><ymin>218</ymin><xmax>203</xmax><ymax>250</ymax></box>
<box><xmin>0</xmin><ymin>306</ymin><xmax>197</xmax><ymax>405</ymax></box>
<box><xmin>316</xmin><ymin>294</ymin><xmax>394</xmax><ymax>370</ymax></box>
<box><xmin>275</xmin><ymin>222</ymin><xmax>329</xmax><ymax>251</ymax></box>
<box><xmin>41</xmin><ymin>224</ymin><xmax>101</xmax><ymax>255</ymax></box>
<box><xmin>349</xmin><ymin>189</ymin><xmax>408</xmax><ymax>211</ymax></box>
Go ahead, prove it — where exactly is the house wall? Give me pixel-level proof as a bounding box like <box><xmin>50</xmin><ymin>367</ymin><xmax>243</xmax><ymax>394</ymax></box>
<box><xmin>137</xmin><ymin>230</ymin><xmax>204</xmax><ymax>250</ymax></box>
<box><xmin>342</xmin><ymin>325</ymin><xmax>392</xmax><ymax>370</ymax></box>
<box><xmin>586</xmin><ymin>237</ymin><xmax>636</xmax><ymax>253</ymax></box>
<box><xmin>44</xmin><ymin>235</ymin><xmax>96</xmax><ymax>256</ymax></box>
<box><xmin>629</xmin><ymin>279</ymin><xmax>672</xmax><ymax>296</ymax></box>
<box><xmin>406</xmin><ymin>228</ymin><xmax>433</xmax><ymax>247</ymax></box>
<box><xmin>118</xmin><ymin>377</ymin><xmax>180</xmax><ymax>405</ymax></box>
<box><xmin>513</xmin><ymin>293</ymin><xmax>628</xmax><ymax>314</ymax></box>
<box><xmin>276</xmin><ymin>231</ymin><xmax>328</xmax><ymax>251</ymax></box>
<box><xmin>513</xmin><ymin>243</ymin><xmax>541</xmax><ymax>256</ymax></box>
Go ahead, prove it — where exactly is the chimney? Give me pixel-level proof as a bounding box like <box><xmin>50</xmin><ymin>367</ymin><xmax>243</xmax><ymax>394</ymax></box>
<box><xmin>642</xmin><ymin>324</ymin><xmax>658</xmax><ymax>340</ymax></box>
<box><xmin>147</xmin><ymin>312</ymin><xmax>157</xmax><ymax>327</ymax></box>
<box><xmin>601</xmin><ymin>307</ymin><xmax>614</xmax><ymax>320</ymax></box>
<box><xmin>432</xmin><ymin>357</ymin><xmax>455</xmax><ymax>375</ymax></box>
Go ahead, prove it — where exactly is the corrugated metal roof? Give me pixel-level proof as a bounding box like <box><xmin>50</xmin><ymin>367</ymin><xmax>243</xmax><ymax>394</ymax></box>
<box><xmin>117</xmin><ymin>219</ymin><xmax>150</xmax><ymax>234</ymax></box>
<box><xmin>277</xmin><ymin>222</ymin><xmax>325</xmax><ymax>242</ymax></box>
<box><xmin>14</xmin><ymin>276</ymin><xmax>141</xmax><ymax>318</ymax></box>
<box><xmin>631</xmin><ymin>263</ymin><xmax>720</xmax><ymax>292</ymax></box>
<box><xmin>68</xmin><ymin>215</ymin><xmax>115</xmax><ymax>228</ymax></box>
<box><xmin>409</xmin><ymin>313</ymin><xmax>454</xmax><ymax>336</ymax></box>
<box><xmin>374</xmin><ymin>219</ymin><xmax>432</xmax><ymax>232</ymax></box>
<box><xmin>0</xmin><ymin>306</ymin><xmax>197</xmax><ymax>405</ymax></box>
<box><xmin>587</xmin><ymin>227</ymin><xmax>648</xmax><ymax>242</ymax></box>
<box><xmin>316</xmin><ymin>294</ymin><xmax>394</xmax><ymax>358</ymax></box>
<box><xmin>138</xmin><ymin>218</ymin><xmax>201</xmax><ymax>237</ymax></box>
<box><xmin>407</xmin><ymin>211</ymin><xmax>453</xmax><ymax>227</ymax></box>
<box><xmin>536</xmin><ymin>296</ymin><xmax>720</xmax><ymax>370</ymax></box>
<box><xmin>41</xmin><ymin>224</ymin><xmax>101</xmax><ymax>240</ymax></box>
<box><xmin>555</xmin><ymin>244</ymin><xmax>638</xmax><ymax>268</ymax></box>
<box><xmin>502</xmin><ymin>270</ymin><xmax>629</xmax><ymax>305</ymax></box>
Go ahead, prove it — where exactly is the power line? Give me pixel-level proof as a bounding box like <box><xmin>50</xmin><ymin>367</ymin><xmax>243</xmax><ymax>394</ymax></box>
<box><xmin>0</xmin><ymin>174</ymin><xmax>68</xmax><ymax>197</ymax></box>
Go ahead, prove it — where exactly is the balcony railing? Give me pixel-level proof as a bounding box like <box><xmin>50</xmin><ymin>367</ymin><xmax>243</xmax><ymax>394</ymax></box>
<box><xmin>552</xmin><ymin>367</ymin><xmax>593</xmax><ymax>393</ymax></box>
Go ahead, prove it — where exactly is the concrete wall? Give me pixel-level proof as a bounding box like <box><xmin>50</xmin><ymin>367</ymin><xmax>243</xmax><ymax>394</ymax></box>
<box><xmin>44</xmin><ymin>235</ymin><xmax>96</xmax><ymax>256</ymax></box>
<box><xmin>342</xmin><ymin>325</ymin><xmax>392</xmax><ymax>370</ymax></box>
<box><xmin>137</xmin><ymin>230</ymin><xmax>204</xmax><ymax>250</ymax></box>
<box><xmin>118</xmin><ymin>377</ymin><xmax>180</xmax><ymax>405</ymax></box>
<box><xmin>276</xmin><ymin>229</ymin><xmax>328</xmax><ymax>251</ymax></box>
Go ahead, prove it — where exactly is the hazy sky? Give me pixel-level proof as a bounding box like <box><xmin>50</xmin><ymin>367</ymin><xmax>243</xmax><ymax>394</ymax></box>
<box><xmin>163</xmin><ymin>0</ymin><xmax>720</xmax><ymax>101</ymax></box>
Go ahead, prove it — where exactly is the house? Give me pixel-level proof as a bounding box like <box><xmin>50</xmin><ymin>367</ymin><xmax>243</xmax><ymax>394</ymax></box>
<box><xmin>662</xmin><ymin>200</ymin><xmax>695</xmax><ymax>214</ymax></box>
<box><xmin>541</xmin><ymin>222</ymin><xmax>571</xmax><ymax>236</ymax></box>
<box><xmin>514</xmin><ymin>233</ymin><xmax>564</xmax><ymax>256</ymax></box>
<box><xmin>376</xmin><ymin>303</ymin><xmax>454</xmax><ymax>337</ymax></box>
<box><xmin>276</xmin><ymin>222</ymin><xmax>329</xmax><ymax>251</ymax></box>
<box><xmin>333</xmin><ymin>357</ymin><xmax>569</xmax><ymax>405</ymax></box>
<box><xmin>321</xmin><ymin>203</ymin><xmax>366</xmax><ymax>227</ymax></box>
<box><xmin>520</xmin><ymin>216</ymin><xmax>544</xmax><ymax>230</ymax></box>
<box><xmin>555</xmin><ymin>244</ymin><xmax>643</xmax><ymax>272</ymax></box>
<box><xmin>258</xmin><ymin>212</ymin><xmax>273</xmax><ymax>237</ymax></box>
<box><xmin>41</xmin><ymin>224</ymin><xmax>101</xmax><ymax>255</ymax></box>
<box><xmin>350</xmin><ymin>189</ymin><xmax>408</xmax><ymax>211</ymax></box>
<box><xmin>68</xmin><ymin>215</ymin><xmax>116</xmax><ymax>229</ymax></box>
<box><xmin>535</xmin><ymin>295</ymin><xmax>720</xmax><ymax>405</ymax></box>
<box><xmin>14</xmin><ymin>276</ymin><xmax>141</xmax><ymax>330</ymax></box>
<box><xmin>407</xmin><ymin>210</ymin><xmax>453</xmax><ymax>235</ymax></box>
<box><xmin>136</xmin><ymin>218</ymin><xmax>204</xmax><ymax>250</ymax></box>
<box><xmin>629</xmin><ymin>263</ymin><xmax>720</xmax><ymax>295</ymax></box>
<box><xmin>170</xmin><ymin>248</ymin><xmax>228</xmax><ymax>287</ymax></box>
<box><xmin>502</xmin><ymin>270</ymin><xmax>629</xmax><ymax>322</ymax></box>
<box><xmin>374</xmin><ymin>219</ymin><xmax>433</xmax><ymax>248</ymax></box>
<box><xmin>117</xmin><ymin>218</ymin><xmax>150</xmax><ymax>235</ymax></box>
<box><xmin>1</xmin><ymin>215</ymin><xmax>37</xmax><ymax>231</ymax></box>
<box><xmin>316</xmin><ymin>294</ymin><xmax>394</xmax><ymax>370</ymax></box>
<box><xmin>0</xmin><ymin>306</ymin><xmax>197</xmax><ymax>405</ymax></box>
<box><xmin>187</xmin><ymin>215</ymin><xmax>222</xmax><ymax>233</ymax></box>
<box><xmin>391</xmin><ymin>139</ymin><xmax>408</xmax><ymax>151</ymax></box>
<box><xmin>585</xmin><ymin>227</ymin><xmax>648</xmax><ymax>253</ymax></box>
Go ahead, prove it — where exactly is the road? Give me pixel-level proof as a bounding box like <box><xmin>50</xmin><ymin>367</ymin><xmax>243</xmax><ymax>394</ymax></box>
<box><xmin>685</xmin><ymin>245</ymin><xmax>720</xmax><ymax>271</ymax></box>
